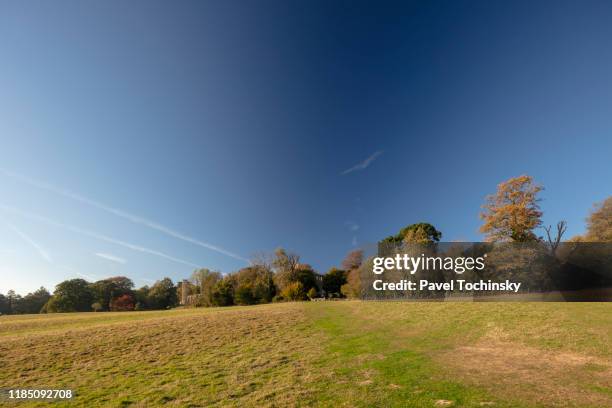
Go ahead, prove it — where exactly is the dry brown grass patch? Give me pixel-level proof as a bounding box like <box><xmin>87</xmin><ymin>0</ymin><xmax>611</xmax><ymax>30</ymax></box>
<box><xmin>439</xmin><ymin>329</ymin><xmax>612</xmax><ymax>407</ymax></box>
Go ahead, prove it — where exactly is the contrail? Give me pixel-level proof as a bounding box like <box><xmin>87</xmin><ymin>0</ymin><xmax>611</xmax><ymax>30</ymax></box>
<box><xmin>2</xmin><ymin>220</ymin><xmax>53</xmax><ymax>263</ymax></box>
<box><xmin>94</xmin><ymin>252</ymin><xmax>127</xmax><ymax>264</ymax></box>
<box><xmin>0</xmin><ymin>204</ymin><xmax>200</xmax><ymax>268</ymax></box>
<box><xmin>0</xmin><ymin>169</ymin><xmax>248</xmax><ymax>262</ymax></box>
<box><xmin>341</xmin><ymin>150</ymin><xmax>384</xmax><ymax>175</ymax></box>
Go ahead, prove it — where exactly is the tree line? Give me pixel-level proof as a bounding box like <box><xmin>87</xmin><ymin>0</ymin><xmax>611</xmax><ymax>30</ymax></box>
<box><xmin>180</xmin><ymin>247</ymin><xmax>360</xmax><ymax>307</ymax></box>
<box><xmin>0</xmin><ymin>247</ymin><xmax>359</xmax><ymax>314</ymax></box>
<box><xmin>1</xmin><ymin>175</ymin><xmax>610</xmax><ymax>314</ymax></box>
<box><xmin>0</xmin><ymin>277</ymin><xmax>178</xmax><ymax>315</ymax></box>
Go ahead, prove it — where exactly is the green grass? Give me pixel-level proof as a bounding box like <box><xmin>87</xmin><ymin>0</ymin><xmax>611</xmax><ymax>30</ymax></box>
<box><xmin>0</xmin><ymin>302</ymin><xmax>610</xmax><ymax>407</ymax></box>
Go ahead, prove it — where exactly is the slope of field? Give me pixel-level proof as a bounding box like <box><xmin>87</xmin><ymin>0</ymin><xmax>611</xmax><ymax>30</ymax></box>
<box><xmin>0</xmin><ymin>302</ymin><xmax>610</xmax><ymax>407</ymax></box>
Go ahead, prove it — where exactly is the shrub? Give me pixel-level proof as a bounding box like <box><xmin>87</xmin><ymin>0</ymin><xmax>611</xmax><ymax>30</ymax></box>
<box><xmin>281</xmin><ymin>282</ymin><xmax>306</xmax><ymax>301</ymax></box>
<box><xmin>234</xmin><ymin>284</ymin><xmax>256</xmax><ymax>305</ymax></box>
<box><xmin>307</xmin><ymin>287</ymin><xmax>317</xmax><ymax>299</ymax></box>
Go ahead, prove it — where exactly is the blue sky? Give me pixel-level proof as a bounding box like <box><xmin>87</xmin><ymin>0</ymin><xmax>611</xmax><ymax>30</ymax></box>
<box><xmin>1</xmin><ymin>1</ymin><xmax>611</xmax><ymax>294</ymax></box>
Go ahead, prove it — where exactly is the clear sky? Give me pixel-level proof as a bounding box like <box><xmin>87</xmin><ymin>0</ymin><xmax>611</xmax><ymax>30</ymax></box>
<box><xmin>1</xmin><ymin>1</ymin><xmax>611</xmax><ymax>294</ymax></box>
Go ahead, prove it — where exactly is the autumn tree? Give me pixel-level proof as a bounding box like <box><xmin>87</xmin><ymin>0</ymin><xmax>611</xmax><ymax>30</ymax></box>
<box><xmin>281</xmin><ymin>282</ymin><xmax>306</xmax><ymax>301</ymax></box>
<box><xmin>340</xmin><ymin>249</ymin><xmax>364</xmax><ymax>299</ymax></box>
<box><xmin>480</xmin><ymin>175</ymin><xmax>543</xmax><ymax>242</ymax></box>
<box><xmin>584</xmin><ymin>196</ymin><xmax>612</xmax><ymax>242</ymax></box>
<box><xmin>341</xmin><ymin>249</ymin><xmax>363</xmax><ymax>271</ymax></box>
<box><xmin>232</xmin><ymin>266</ymin><xmax>275</xmax><ymax>305</ymax></box>
<box><xmin>109</xmin><ymin>293</ymin><xmax>135</xmax><ymax>311</ymax></box>
<box><xmin>272</xmin><ymin>248</ymin><xmax>300</xmax><ymax>291</ymax></box>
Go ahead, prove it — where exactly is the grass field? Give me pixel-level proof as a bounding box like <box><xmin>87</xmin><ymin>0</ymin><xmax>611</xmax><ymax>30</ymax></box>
<box><xmin>1</xmin><ymin>302</ymin><xmax>610</xmax><ymax>407</ymax></box>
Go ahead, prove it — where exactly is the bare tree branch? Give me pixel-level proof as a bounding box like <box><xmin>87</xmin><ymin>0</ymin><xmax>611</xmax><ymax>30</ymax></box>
<box><xmin>545</xmin><ymin>220</ymin><xmax>567</xmax><ymax>256</ymax></box>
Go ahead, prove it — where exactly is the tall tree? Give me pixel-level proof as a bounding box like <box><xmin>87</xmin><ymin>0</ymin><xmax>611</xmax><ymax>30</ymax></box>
<box><xmin>190</xmin><ymin>268</ymin><xmax>209</xmax><ymax>294</ymax></box>
<box><xmin>294</xmin><ymin>264</ymin><xmax>318</xmax><ymax>294</ymax></box>
<box><xmin>480</xmin><ymin>175</ymin><xmax>543</xmax><ymax>242</ymax></box>
<box><xmin>201</xmin><ymin>270</ymin><xmax>223</xmax><ymax>306</ymax></box>
<box><xmin>0</xmin><ymin>293</ymin><xmax>10</xmax><ymax>315</ymax></box>
<box><xmin>146</xmin><ymin>278</ymin><xmax>178</xmax><ymax>310</ymax></box>
<box><xmin>585</xmin><ymin>196</ymin><xmax>612</xmax><ymax>242</ymax></box>
<box><xmin>340</xmin><ymin>249</ymin><xmax>364</xmax><ymax>299</ymax></box>
<box><xmin>272</xmin><ymin>248</ymin><xmax>300</xmax><ymax>291</ymax></box>
<box><xmin>6</xmin><ymin>290</ymin><xmax>20</xmax><ymax>314</ymax></box>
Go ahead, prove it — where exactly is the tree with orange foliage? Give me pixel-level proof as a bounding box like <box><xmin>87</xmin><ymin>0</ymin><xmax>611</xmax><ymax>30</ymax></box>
<box><xmin>340</xmin><ymin>249</ymin><xmax>363</xmax><ymax>298</ymax></box>
<box><xmin>585</xmin><ymin>196</ymin><xmax>612</xmax><ymax>242</ymax></box>
<box><xmin>480</xmin><ymin>175</ymin><xmax>543</xmax><ymax>242</ymax></box>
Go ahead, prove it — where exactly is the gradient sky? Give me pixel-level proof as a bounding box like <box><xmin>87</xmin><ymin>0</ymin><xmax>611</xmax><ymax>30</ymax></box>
<box><xmin>1</xmin><ymin>1</ymin><xmax>611</xmax><ymax>294</ymax></box>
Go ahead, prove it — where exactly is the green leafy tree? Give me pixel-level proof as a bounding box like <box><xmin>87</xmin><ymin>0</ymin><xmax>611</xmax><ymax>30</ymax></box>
<box><xmin>192</xmin><ymin>269</ymin><xmax>222</xmax><ymax>306</ymax></box>
<box><xmin>322</xmin><ymin>268</ymin><xmax>346</xmax><ymax>297</ymax></box>
<box><xmin>0</xmin><ymin>293</ymin><xmax>12</xmax><ymax>315</ymax></box>
<box><xmin>16</xmin><ymin>287</ymin><xmax>51</xmax><ymax>314</ymax></box>
<box><xmin>294</xmin><ymin>265</ymin><xmax>318</xmax><ymax>294</ymax></box>
<box><xmin>90</xmin><ymin>277</ymin><xmax>134</xmax><ymax>311</ymax></box>
<box><xmin>46</xmin><ymin>279</ymin><xmax>94</xmax><ymax>313</ymax></box>
<box><xmin>212</xmin><ymin>278</ymin><xmax>234</xmax><ymax>306</ymax></box>
<box><xmin>6</xmin><ymin>290</ymin><xmax>20</xmax><ymax>314</ymax></box>
<box><xmin>234</xmin><ymin>284</ymin><xmax>256</xmax><ymax>305</ymax></box>
<box><xmin>146</xmin><ymin>278</ymin><xmax>178</xmax><ymax>310</ymax></box>
<box><xmin>134</xmin><ymin>286</ymin><xmax>150</xmax><ymax>309</ymax></box>
<box><xmin>381</xmin><ymin>223</ymin><xmax>442</xmax><ymax>244</ymax></box>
